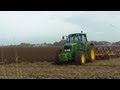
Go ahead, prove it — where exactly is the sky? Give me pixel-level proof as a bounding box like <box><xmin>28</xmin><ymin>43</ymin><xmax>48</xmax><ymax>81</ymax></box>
<box><xmin>0</xmin><ymin>11</ymin><xmax>120</xmax><ymax>45</ymax></box>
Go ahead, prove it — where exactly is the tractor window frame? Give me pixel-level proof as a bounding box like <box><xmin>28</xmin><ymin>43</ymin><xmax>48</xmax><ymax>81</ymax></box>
<box><xmin>81</xmin><ymin>34</ymin><xmax>87</xmax><ymax>42</ymax></box>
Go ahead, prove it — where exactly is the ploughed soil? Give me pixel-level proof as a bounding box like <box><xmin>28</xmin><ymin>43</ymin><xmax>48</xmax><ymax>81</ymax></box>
<box><xmin>0</xmin><ymin>47</ymin><xmax>62</xmax><ymax>63</ymax></box>
<box><xmin>0</xmin><ymin>47</ymin><xmax>120</xmax><ymax>79</ymax></box>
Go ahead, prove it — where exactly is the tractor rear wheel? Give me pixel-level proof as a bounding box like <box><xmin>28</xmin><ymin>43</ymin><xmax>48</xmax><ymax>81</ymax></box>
<box><xmin>75</xmin><ymin>51</ymin><xmax>86</xmax><ymax>65</ymax></box>
<box><xmin>88</xmin><ymin>46</ymin><xmax>96</xmax><ymax>62</ymax></box>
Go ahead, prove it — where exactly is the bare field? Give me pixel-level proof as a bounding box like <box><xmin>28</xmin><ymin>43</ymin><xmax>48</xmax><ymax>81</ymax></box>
<box><xmin>0</xmin><ymin>59</ymin><xmax>120</xmax><ymax>79</ymax></box>
<box><xmin>0</xmin><ymin>47</ymin><xmax>62</xmax><ymax>63</ymax></box>
<box><xmin>0</xmin><ymin>47</ymin><xmax>120</xmax><ymax>79</ymax></box>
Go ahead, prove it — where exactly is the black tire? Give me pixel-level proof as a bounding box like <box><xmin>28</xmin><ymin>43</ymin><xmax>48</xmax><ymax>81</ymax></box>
<box><xmin>75</xmin><ymin>51</ymin><xmax>86</xmax><ymax>65</ymax></box>
<box><xmin>54</xmin><ymin>49</ymin><xmax>62</xmax><ymax>65</ymax></box>
<box><xmin>88</xmin><ymin>46</ymin><xmax>96</xmax><ymax>62</ymax></box>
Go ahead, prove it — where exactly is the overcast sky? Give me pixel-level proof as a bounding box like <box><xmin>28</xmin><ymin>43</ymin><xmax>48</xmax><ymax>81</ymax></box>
<box><xmin>0</xmin><ymin>11</ymin><xmax>120</xmax><ymax>45</ymax></box>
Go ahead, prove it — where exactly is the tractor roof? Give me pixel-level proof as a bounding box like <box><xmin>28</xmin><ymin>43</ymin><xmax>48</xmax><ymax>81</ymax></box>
<box><xmin>69</xmin><ymin>33</ymin><xmax>86</xmax><ymax>36</ymax></box>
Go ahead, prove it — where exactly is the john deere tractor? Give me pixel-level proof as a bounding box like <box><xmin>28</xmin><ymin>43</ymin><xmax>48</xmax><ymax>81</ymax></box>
<box><xmin>55</xmin><ymin>31</ymin><xmax>96</xmax><ymax>65</ymax></box>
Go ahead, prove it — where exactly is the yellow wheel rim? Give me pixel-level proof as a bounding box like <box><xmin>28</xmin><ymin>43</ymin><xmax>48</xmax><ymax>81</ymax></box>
<box><xmin>81</xmin><ymin>54</ymin><xmax>85</xmax><ymax>64</ymax></box>
<box><xmin>91</xmin><ymin>49</ymin><xmax>95</xmax><ymax>60</ymax></box>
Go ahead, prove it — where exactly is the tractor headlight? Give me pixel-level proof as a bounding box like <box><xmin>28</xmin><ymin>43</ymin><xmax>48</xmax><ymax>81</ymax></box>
<box><xmin>64</xmin><ymin>49</ymin><xmax>71</xmax><ymax>52</ymax></box>
<box><xmin>64</xmin><ymin>45</ymin><xmax>71</xmax><ymax>52</ymax></box>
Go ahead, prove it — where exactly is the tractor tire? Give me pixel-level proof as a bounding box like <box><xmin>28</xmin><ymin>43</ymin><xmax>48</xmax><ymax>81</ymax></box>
<box><xmin>88</xmin><ymin>46</ymin><xmax>96</xmax><ymax>62</ymax></box>
<box><xmin>75</xmin><ymin>51</ymin><xmax>86</xmax><ymax>65</ymax></box>
<box><xmin>54</xmin><ymin>49</ymin><xmax>62</xmax><ymax>65</ymax></box>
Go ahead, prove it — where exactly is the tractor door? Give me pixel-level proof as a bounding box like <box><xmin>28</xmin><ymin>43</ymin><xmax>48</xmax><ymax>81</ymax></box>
<box><xmin>80</xmin><ymin>34</ymin><xmax>88</xmax><ymax>50</ymax></box>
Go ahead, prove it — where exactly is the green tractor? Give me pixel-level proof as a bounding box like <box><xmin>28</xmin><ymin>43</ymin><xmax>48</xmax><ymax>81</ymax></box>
<box><xmin>55</xmin><ymin>31</ymin><xmax>96</xmax><ymax>65</ymax></box>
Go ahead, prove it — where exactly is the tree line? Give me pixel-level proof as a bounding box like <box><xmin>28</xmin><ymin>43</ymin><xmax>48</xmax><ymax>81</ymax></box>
<box><xmin>1</xmin><ymin>40</ymin><xmax>120</xmax><ymax>47</ymax></box>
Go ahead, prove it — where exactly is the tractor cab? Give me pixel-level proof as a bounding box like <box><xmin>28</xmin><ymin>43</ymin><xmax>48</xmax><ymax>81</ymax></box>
<box><xmin>65</xmin><ymin>32</ymin><xmax>88</xmax><ymax>50</ymax></box>
<box><xmin>67</xmin><ymin>33</ymin><xmax>87</xmax><ymax>43</ymax></box>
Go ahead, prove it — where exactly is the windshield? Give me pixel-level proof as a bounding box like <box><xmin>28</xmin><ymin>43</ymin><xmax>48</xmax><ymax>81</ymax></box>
<box><xmin>67</xmin><ymin>34</ymin><xmax>81</xmax><ymax>42</ymax></box>
<box><xmin>67</xmin><ymin>34</ymin><xmax>87</xmax><ymax>43</ymax></box>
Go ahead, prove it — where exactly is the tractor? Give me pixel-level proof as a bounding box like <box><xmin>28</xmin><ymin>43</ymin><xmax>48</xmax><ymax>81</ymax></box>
<box><xmin>55</xmin><ymin>31</ymin><xmax>96</xmax><ymax>65</ymax></box>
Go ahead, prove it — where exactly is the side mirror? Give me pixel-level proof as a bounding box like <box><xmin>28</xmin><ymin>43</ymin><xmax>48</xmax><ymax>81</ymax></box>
<box><xmin>62</xmin><ymin>36</ymin><xmax>64</xmax><ymax>40</ymax></box>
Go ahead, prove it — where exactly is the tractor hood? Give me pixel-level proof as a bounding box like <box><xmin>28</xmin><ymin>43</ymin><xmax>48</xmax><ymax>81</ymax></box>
<box><xmin>65</xmin><ymin>43</ymin><xmax>77</xmax><ymax>47</ymax></box>
<box><xmin>58</xmin><ymin>43</ymin><xmax>77</xmax><ymax>62</ymax></box>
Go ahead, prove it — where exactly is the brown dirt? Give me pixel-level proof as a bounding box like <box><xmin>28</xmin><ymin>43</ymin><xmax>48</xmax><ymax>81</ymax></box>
<box><xmin>0</xmin><ymin>47</ymin><xmax>62</xmax><ymax>63</ymax></box>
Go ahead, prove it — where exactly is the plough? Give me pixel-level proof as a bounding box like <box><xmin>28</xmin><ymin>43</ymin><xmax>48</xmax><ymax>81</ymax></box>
<box><xmin>95</xmin><ymin>45</ymin><xmax>120</xmax><ymax>60</ymax></box>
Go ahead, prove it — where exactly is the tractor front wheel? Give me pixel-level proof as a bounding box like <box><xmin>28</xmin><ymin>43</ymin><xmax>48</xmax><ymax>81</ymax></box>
<box><xmin>75</xmin><ymin>51</ymin><xmax>86</xmax><ymax>65</ymax></box>
<box><xmin>54</xmin><ymin>50</ymin><xmax>62</xmax><ymax>65</ymax></box>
